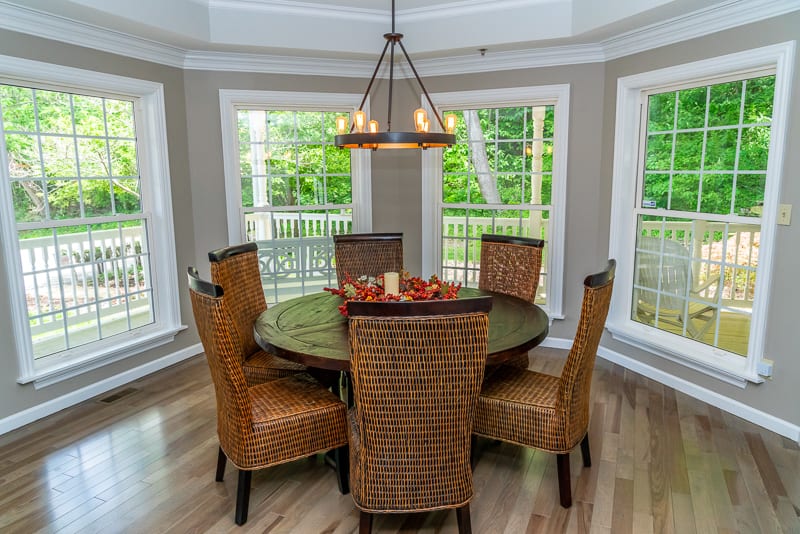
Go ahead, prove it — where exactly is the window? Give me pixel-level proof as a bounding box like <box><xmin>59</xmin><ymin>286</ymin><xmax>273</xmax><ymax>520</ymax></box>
<box><xmin>422</xmin><ymin>86</ymin><xmax>569</xmax><ymax>318</ymax></box>
<box><xmin>219</xmin><ymin>90</ymin><xmax>371</xmax><ymax>304</ymax></box>
<box><xmin>0</xmin><ymin>56</ymin><xmax>182</xmax><ymax>386</ymax></box>
<box><xmin>608</xmin><ymin>43</ymin><xmax>794</xmax><ymax>385</ymax></box>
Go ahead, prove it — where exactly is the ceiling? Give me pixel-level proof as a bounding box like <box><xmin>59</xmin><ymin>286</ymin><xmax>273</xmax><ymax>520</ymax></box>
<box><xmin>0</xmin><ymin>0</ymin><xmax>753</xmax><ymax>59</ymax></box>
<box><xmin>0</xmin><ymin>0</ymin><xmax>797</xmax><ymax>76</ymax></box>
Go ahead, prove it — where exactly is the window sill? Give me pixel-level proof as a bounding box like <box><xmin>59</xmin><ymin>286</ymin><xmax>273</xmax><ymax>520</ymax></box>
<box><xmin>18</xmin><ymin>324</ymin><xmax>187</xmax><ymax>389</ymax></box>
<box><xmin>606</xmin><ymin>321</ymin><xmax>763</xmax><ymax>388</ymax></box>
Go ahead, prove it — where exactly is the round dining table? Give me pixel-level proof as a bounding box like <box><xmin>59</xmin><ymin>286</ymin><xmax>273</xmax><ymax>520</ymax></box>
<box><xmin>253</xmin><ymin>287</ymin><xmax>549</xmax><ymax>371</ymax></box>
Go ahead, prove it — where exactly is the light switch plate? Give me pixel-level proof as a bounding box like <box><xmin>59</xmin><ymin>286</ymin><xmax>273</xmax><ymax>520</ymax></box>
<box><xmin>778</xmin><ymin>204</ymin><xmax>792</xmax><ymax>225</ymax></box>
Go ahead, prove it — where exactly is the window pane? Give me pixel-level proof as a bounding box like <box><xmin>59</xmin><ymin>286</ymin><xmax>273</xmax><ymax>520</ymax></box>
<box><xmin>1</xmin><ymin>85</ymin><xmax>36</xmax><ymax>131</ymax></box>
<box><xmin>708</xmin><ymin>81</ymin><xmax>742</xmax><ymax>127</ymax></box>
<box><xmin>642</xmin><ymin>173</ymin><xmax>669</xmax><ymax>209</ymax></box>
<box><xmin>676</xmin><ymin>87</ymin><xmax>706</xmax><ymax>129</ymax></box>
<box><xmin>645</xmin><ymin>134</ymin><xmax>672</xmax><ymax>171</ymax></box>
<box><xmin>648</xmin><ymin>92</ymin><xmax>675</xmax><ymax>131</ymax></box>
<box><xmin>36</xmin><ymin>90</ymin><xmax>73</xmax><ymax>134</ymax></box>
<box><xmin>73</xmin><ymin>95</ymin><xmax>106</xmax><ymax>137</ymax></box>
<box><xmin>669</xmin><ymin>174</ymin><xmax>699</xmax><ymax>212</ymax></box>
<box><xmin>700</xmin><ymin>174</ymin><xmax>733</xmax><ymax>215</ymax></box>
<box><xmin>739</xmin><ymin>126</ymin><xmax>770</xmax><ymax>170</ymax></box>
<box><xmin>734</xmin><ymin>174</ymin><xmax>765</xmax><ymax>217</ymax></box>
<box><xmin>673</xmin><ymin>132</ymin><xmax>703</xmax><ymax>170</ymax></box>
<box><xmin>704</xmin><ymin>129</ymin><xmax>737</xmax><ymax>170</ymax></box>
<box><xmin>743</xmin><ymin>76</ymin><xmax>774</xmax><ymax>123</ymax></box>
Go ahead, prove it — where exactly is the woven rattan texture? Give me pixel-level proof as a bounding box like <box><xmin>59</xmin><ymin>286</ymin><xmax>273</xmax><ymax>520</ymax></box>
<box><xmin>473</xmin><ymin>277</ymin><xmax>613</xmax><ymax>453</ymax></box>
<box><xmin>210</xmin><ymin>247</ymin><xmax>307</xmax><ymax>384</ymax></box>
<box><xmin>334</xmin><ymin>238</ymin><xmax>403</xmax><ymax>287</ymax></box>
<box><xmin>347</xmin><ymin>312</ymin><xmax>489</xmax><ymax>513</ymax></box>
<box><xmin>188</xmin><ymin>285</ymin><xmax>347</xmax><ymax>471</ymax></box>
<box><xmin>478</xmin><ymin>239</ymin><xmax>543</xmax><ymax>370</ymax></box>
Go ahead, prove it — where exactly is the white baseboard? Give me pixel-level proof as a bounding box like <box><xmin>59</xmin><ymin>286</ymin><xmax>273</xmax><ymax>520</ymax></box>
<box><xmin>540</xmin><ymin>338</ymin><xmax>800</xmax><ymax>442</ymax></box>
<box><xmin>0</xmin><ymin>343</ymin><xmax>203</xmax><ymax>436</ymax></box>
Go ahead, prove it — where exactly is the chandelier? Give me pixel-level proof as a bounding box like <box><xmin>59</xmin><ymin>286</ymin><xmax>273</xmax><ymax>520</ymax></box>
<box><xmin>334</xmin><ymin>0</ymin><xmax>457</xmax><ymax>150</ymax></box>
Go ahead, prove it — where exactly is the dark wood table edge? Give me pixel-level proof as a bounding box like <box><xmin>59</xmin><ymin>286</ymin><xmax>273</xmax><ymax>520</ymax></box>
<box><xmin>254</xmin><ymin>290</ymin><xmax>550</xmax><ymax>372</ymax></box>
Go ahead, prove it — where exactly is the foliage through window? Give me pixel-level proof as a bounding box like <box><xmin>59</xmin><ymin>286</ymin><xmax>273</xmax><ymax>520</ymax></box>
<box><xmin>633</xmin><ymin>73</ymin><xmax>775</xmax><ymax>357</ymax></box>
<box><xmin>237</xmin><ymin>108</ymin><xmax>354</xmax><ymax>303</ymax></box>
<box><xmin>1</xmin><ymin>84</ymin><xmax>154</xmax><ymax>360</ymax></box>
<box><xmin>440</xmin><ymin>104</ymin><xmax>554</xmax><ymax>305</ymax></box>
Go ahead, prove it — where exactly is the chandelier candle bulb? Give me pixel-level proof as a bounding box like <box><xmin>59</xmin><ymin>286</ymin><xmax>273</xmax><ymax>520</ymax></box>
<box><xmin>384</xmin><ymin>272</ymin><xmax>400</xmax><ymax>296</ymax></box>
<box><xmin>368</xmin><ymin>120</ymin><xmax>379</xmax><ymax>133</ymax></box>
<box><xmin>354</xmin><ymin>110</ymin><xmax>367</xmax><ymax>133</ymax></box>
<box><xmin>335</xmin><ymin>116</ymin><xmax>349</xmax><ymax>135</ymax></box>
<box><xmin>444</xmin><ymin>114</ymin><xmax>457</xmax><ymax>134</ymax></box>
<box><xmin>414</xmin><ymin>108</ymin><xmax>427</xmax><ymax>132</ymax></box>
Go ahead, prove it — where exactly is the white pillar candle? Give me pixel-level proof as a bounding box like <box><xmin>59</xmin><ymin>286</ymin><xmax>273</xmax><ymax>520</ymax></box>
<box><xmin>384</xmin><ymin>272</ymin><xmax>400</xmax><ymax>296</ymax></box>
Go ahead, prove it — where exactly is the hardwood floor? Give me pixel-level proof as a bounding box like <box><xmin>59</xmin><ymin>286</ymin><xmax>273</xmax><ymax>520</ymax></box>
<box><xmin>1</xmin><ymin>348</ymin><xmax>797</xmax><ymax>533</ymax></box>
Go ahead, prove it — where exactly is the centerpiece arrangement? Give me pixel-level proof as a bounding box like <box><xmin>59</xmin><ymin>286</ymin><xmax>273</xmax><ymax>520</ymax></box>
<box><xmin>324</xmin><ymin>271</ymin><xmax>461</xmax><ymax>316</ymax></box>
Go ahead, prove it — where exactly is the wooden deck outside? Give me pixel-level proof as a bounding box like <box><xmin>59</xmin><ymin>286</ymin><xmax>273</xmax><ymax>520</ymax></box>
<box><xmin>638</xmin><ymin>309</ymin><xmax>751</xmax><ymax>356</ymax></box>
<box><xmin>1</xmin><ymin>348</ymin><xmax>797</xmax><ymax>533</ymax></box>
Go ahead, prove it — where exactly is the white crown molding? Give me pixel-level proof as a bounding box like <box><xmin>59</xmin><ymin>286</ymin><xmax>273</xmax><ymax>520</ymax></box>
<box><xmin>602</xmin><ymin>0</ymin><xmax>800</xmax><ymax>60</ymax></box>
<box><xmin>0</xmin><ymin>0</ymin><xmax>798</xmax><ymax>77</ymax></box>
<box><xmin>183</xmin><ymin>50</ymin><xmax>376</xmax><ymax>77</ymax></box>
<box><xmin>415</xmin><ymin>44</ymin><xmax>605</xmax><ymax>77</ymax></box>
<box><xmin>0</xmin><ymin>1</ymin><xmax>186</xmax><ymax>68</ymax></box>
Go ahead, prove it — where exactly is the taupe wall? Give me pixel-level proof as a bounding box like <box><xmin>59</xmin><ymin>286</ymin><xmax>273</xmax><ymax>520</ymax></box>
<box><xmin>599</xmin><ymin>14</ymin><xmax>800</xmax><ymax>426</ymax></box>
<box><xmin>0</xmin><ymin>29</ymin><xmax>198</xmax><ymax>419</ymax></box>
<box><xmin>1</xmin><ymin>11</ymin><xmax>798</xmax><ymax>431</ymax></box>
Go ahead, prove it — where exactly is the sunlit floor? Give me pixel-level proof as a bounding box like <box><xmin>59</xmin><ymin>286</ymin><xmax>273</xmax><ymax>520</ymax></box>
<box><xmin>1</xmin><ymin>349</ymin><xmax>797</xmax><ymax>532</ymax></box>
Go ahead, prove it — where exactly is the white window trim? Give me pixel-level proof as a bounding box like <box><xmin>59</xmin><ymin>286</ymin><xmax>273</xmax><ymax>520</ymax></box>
<box><xmin>421</xmin><ymin>85</ymin><xmax>570</xmax><ymax>319</ymax></box>
<box><xmin>608</xmin><ymin>42</ymin><xmax>796</xmax><ymax>386</ymax></box>
<box><xmin>218</xmin><ymin>89</ymin><xmax>372</xmax><ymax>244</ymax></box>
<box><xmin>0</xmin><ymin>55</ymin><xmax>184</xmax><ymax>387</ymax></box>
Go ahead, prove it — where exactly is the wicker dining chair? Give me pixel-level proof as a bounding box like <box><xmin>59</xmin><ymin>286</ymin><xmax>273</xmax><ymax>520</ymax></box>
<box><xmin>208</xmin><ymin>242</ymin><xmax>308</xmax><ymax>386</ymax></box>
<box><xmin>187</xmin><ymin>267</ymin><xmax>349</xmax><ymax>525</ymax></box>
<box><xmin>473</xmin><ymin>259</ymin><xmax>615</xmax><ymax>508</ymax></box>
<box><xmin>347</xmin><ymin>297</ymin><xmax>493</xmax><ymax>534</ymax></box>
<box><xmin>478</xmin><ymin>233</ymin><xmax>545</xmax><ymax>369</ymax></box>
<box><xmin>333</xmin><ymin>233</ymin><xmax>403</xmax><ymax>288</ymax></box>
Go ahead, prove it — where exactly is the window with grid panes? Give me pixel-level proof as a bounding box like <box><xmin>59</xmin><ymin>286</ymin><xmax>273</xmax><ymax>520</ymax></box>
<box><xmin>441</xmin><ymin>105</ymin><xmax>554</xmax><ymax>304</ymax></box>
<box><xmin>223</xmin><ymin>92</ymin><xmax>370</xmax><ymax>304</ymax></box>
<box><xmin>422</xmin><ymin>86</ymin><xmax>569</xmax><ymax>318</ymax></box>
<box><xmin>0</xmin><ymin>57</ymin><xmax>180</xmax><ymax>384</ymax></box>
<box><xmin>608</xmin><ymin>44</ymin><xmax>793</xmax><ymax>384</ymax></box>
<box><xmin>633</xmin><ymin>73</ymin><xmax>775</xmax><ymax>357</ymax></box>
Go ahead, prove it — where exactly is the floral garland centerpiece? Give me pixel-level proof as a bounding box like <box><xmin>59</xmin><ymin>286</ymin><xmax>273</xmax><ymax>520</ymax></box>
<box><xmin>324</xmin><ymin>271</ymin><xmax>461</xmax><ymax>316</ymax></box>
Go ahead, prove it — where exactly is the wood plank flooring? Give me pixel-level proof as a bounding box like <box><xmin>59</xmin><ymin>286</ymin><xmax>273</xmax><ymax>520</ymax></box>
<box><xmin>1</xmin><ymin>348</ymin><xmax>797</xmax><ymax>533</ymax></box>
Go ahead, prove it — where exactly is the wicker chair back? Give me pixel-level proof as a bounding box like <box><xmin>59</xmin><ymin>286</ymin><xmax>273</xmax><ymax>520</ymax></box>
<box><xmin>347</xmin><ymin>298</ymin><xmax>491</xmax><ymax>514</ymax></box>
<box><xmin>333</xmin><ymin>233</ymin><xmax>403</xmax><ymax>287</ymax></box>
<box><xmin>478</xmin><ymin>234</ymin><xmax>545</xmax><ymax>304</ymax></box>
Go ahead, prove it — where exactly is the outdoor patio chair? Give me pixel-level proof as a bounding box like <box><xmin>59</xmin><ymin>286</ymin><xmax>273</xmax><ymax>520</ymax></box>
<box><xmin>634</xmin><ymin>236</ymin><xmax>720</xmax><ymax>339</ymax></box>
<box><xmin>333</xmin><ymin>233</ymin><xmax>403</xmax><ymax>288</ymax></box>
<box><xmin>472</xmin><ymin>260</ymin><xmax>615</xmax><ymax>508</ymax></box>
<box><xmin>478</xmin><ymin>233</ymin><xmax>545</xmax><ymax>369</ymax></box>
<box><xmin>347</xmin><ymin>297</ymin><xmax>493</xmax><ymax>534</ymax></box>
<box><xmin>187</xmin><ymin>267</ymin><xmax>349</xmax><ymax>525</ymax></box>
<box><xmin>208</xmin><ymin>242</ymin><xmax>308</xmax><ymax>386</ymax></box>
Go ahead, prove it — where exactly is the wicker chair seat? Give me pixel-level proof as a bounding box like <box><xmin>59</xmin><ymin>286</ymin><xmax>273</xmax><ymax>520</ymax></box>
<box><xmin>474</xmin><ymin>367</ymin><xmax>575</xmax><ymax>453</ymax></box>
<box><xmin>243</xmin><ymin>349</ymin><xmax>308</xmax><ymax>386</ymax></box>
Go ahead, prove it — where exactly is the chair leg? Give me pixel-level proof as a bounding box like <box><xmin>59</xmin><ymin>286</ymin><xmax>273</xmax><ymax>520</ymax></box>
<box><xmin>456</xmin><ymin>503</ymin><xmax>472</xmax><ymax>534</ymax></box>
<box><xmin>235</xmin><ymin>469</ymin><xmax>252</xmax><ymax>525</ymax></box>
<box><xmin>580</xmin><ymin>434</ymin><xmax>591</xmax><ymax>467</ymax></box>
<box><xmin>470</xmin><ymin>435</ymin><xmax>478</xmax><ymax>470</ymax></box>
<box><xmin>215</xmin><ymin>446</ymin><xmax>227</xmax><ymax>482</ymax></box>
<box><xmin>334</xmin><ymin>444</ymin><xmax>350</xmax><ymax>495</ymax></box>
<box><xmin>556</xmin><ymin>453</ymin><xmax>572</xmax><ymax>508</ymax></box>
<box><xmin>359</xmin><ymin>511</ymin><xmax>372</xmax><ymax>534</ymax></box>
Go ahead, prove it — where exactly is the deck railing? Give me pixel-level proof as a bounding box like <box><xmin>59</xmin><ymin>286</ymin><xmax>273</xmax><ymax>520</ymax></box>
<box><xmin>19</xmin><ymin>214</ymin><xmax>756</xmax><ymax>341</ymax></box>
